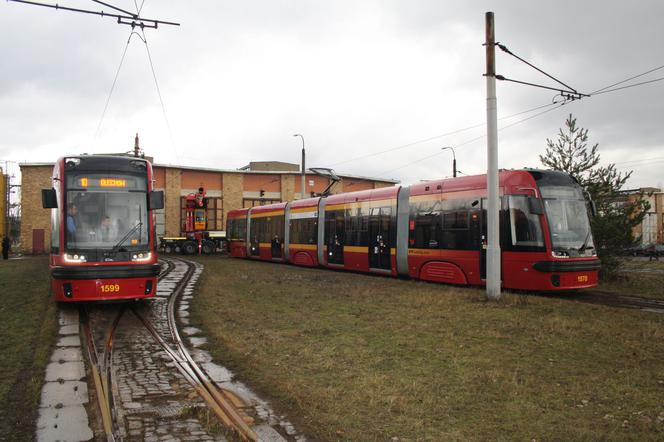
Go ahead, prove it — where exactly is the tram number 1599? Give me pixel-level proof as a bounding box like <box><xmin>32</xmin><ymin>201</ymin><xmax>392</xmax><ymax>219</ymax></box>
<box><xmin>100</xmin><ymin>284</ymin><xmax>121</xmax><ymax>293</ymax></box>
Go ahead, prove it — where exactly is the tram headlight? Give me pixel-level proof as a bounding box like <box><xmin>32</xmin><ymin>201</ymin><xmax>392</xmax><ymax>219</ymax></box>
<box><xmin>131</xmin><ymin>252</ymin><xmax>152</xmax><ymax>262</ymax></box>
<box><xmin>551</xmin><ymin>250</ymin><xmax>570</xmax><ymax>258</ymax></box>
<box><xmin>64</xmin><ymin>253</ymin><xmax>87</xmax><ymax>263</ymax></box>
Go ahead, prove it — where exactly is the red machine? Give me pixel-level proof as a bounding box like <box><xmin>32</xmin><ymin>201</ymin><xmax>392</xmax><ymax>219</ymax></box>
<box><xmin>183</xmin><ymin>187</ymin><xmax>209</xmax><ymax>254</ymax></box>
<box><xmin>160</xmin><ymin>187</ymin><xmax>224</xmax><ymax>254</ymax></box>
<box><xmin>227</xmin><ymin>169</ymin><xmax>601</xmax><ymax>291</ymax></box>
<box><xmin>42</xmin><ymin>155</ymin><xmax>163</xmax><ymax>302</ymax></box>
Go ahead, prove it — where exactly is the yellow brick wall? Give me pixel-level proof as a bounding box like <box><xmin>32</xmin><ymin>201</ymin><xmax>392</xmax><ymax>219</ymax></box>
<box><xmin>280</xmin><ymin>175</ymin><xmax>295</xmax><ymax>202</ymax></box>
<box><xmin>222</xmin><ymin>173</ymin><xmax>244</xmax><ymax>226</ymax></box>
<box><xmin>374</xmin><ymin>181</ymin><xmax>395</xmax><ymax>189</ymax></box>
<box><xmin>164</xmin><ymin>169</ymin><xmax>181</xmax><ymax>236</ymax></box>
<box><xmin>20</xmin><ymin>165</ymin><xmax>53</xmax><ymax>254</ymax></box>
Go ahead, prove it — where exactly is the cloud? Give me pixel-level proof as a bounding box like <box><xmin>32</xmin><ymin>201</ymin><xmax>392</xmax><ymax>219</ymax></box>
<box><xmin>0</xmin><ymin>0</ymin><xmax>662</xmax><ymax>191</ymax></box>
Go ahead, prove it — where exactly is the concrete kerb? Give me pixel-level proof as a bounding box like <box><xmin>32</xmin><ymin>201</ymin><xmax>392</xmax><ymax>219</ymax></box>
<box><xmin>36</xmin><ymin>308</ymin><xmax>94</xmax><ymax>442</ymax></box>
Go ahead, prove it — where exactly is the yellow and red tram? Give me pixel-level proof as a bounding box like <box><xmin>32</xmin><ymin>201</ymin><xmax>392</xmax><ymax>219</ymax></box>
<box><xmin>228</xmin><ymin>169</ymin><xmax>600</xmax><ymax>291</ymax></box>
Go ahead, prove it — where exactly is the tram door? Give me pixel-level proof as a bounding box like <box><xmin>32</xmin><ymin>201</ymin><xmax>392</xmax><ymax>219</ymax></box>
<box><xmin>250</xmin><ymin>218</ymin><xmax>260</xmax><ymax>257</ymax></box>
<box><xmin>369</xmin><ymin>207</ymin><xmax>392</xmax><ymax>270</ymax></box>
<box><xmin>470</xmin><ymin>199</ymin><xmax>488</xmax><ymax>279</ymax></box>
<box><xmin>326</xmin><ymin>210</ymin><xmax>345</xmax><ymax>265</ymax></box>
<box><xmin>270</xmin><ymin>216</ymin><xmax>283</xmax><ymax>259</ymax></box>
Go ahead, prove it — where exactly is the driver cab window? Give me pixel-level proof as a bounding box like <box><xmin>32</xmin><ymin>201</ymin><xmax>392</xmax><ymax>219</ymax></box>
<box><xmin>508</xmin><ymin>196</ymin><xmax>544</xmax><ymax>247</ymax></box>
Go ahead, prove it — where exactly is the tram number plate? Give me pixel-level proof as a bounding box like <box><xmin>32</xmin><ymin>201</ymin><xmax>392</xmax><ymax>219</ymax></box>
<box><xmin>577</xmin><ymin>275</ymin><xmax>588</xmax><ymax>283</ymax></box>
<box><xmin>100</xmin><ymin>284</ymin><xmax>121</xmax><ymax>293</ymax></box>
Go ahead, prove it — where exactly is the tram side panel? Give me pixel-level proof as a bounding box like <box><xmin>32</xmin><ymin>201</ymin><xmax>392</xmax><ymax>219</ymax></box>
<box><xmin>287</xmin><ymin>198</ymin><xmax>320</xmax><ymax>267</ymax></box>
<box><xmin>227</xmin><ymin>170</ymin><xmax>601</xmax><ymax>292</ymax></box>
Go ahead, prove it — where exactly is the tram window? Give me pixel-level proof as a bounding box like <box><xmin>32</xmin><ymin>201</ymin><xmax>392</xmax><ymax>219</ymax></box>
<box><xmin>228</xmin><ymin>218</ymin><xmax>247</xmax><ymax>241</ymax></box>
<box><xmin>325</xmin><ymin>210</ymin><xmax>345</xmax><ymax>245</ymax></box>
<box><xmin>410</xmin><ymin>198</ymin><xmax>476</xmax><ymax>250</ymax></box>
<box><xmin>50</xmin><ymin>192</ymin><xmax>61</xmax><ymax>253</ymax></box>
<box><xmin>290</xmin><ymin>218</ymin><xmax>317</xmax><ymax>244</ymax></box>
<box><xmin>508</xmin><ymin>196</ymin><xmax>544</xmax><ymax>247</ymax></box>
<box><xmin>442</xmin><ymin>211</ymin><xmax>469</xmax><ymax>230</ymax></box>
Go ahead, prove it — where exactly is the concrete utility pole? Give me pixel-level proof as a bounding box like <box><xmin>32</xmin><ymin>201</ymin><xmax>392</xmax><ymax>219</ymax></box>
<box><xmin>293</xmin><ymin>134</ymin><xmax>306</xmax><ymax>199</ymax></box>
<box><xmin>485</xmin><ymin>12</ymin><xmax>501</xmax><ymax>299</ymax></box>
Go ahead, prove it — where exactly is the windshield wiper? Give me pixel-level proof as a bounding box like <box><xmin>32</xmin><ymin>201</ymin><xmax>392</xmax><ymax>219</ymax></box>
<box><xmin>578</xmin><ymin>229</ymin><xmax>593</xmax><ymax>253</ymax></box>
<box><xmin>111</xmin><ymin>222</ymin><xmax>143</xmax><ymax>252</ymax></box>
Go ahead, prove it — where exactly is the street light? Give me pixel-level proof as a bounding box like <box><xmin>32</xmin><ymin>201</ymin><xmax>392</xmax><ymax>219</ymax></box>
<box><xmin>441</xmin><ymin>146</ymin><xmax>457</xmax><ymax>177</ymax></box>
<box><xmin>293</xmin><ymin>134</ymin><xmax>305</xmax><ymax>199</ymax></box>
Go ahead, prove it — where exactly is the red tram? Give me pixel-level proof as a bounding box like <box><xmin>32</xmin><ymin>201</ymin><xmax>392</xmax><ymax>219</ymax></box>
<box><xmin>227</xmin><ymin>169</ymin><xmax>600</xmax><ymax>291</ymax></box>
<box><xmin>42</xmin><ymin>155</ymin><xmax>164</xmax><ymax>301</ymax></box>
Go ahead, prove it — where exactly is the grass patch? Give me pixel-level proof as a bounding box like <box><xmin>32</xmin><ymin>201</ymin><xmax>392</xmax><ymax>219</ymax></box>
<box><xmin>0</xmin><ymin>256</ymin><xmax>58</xmax><ymax>439</ymax></box>
<box><xmin>599</xmin><ymin>257</ymin><xmax>664</xmax><ymax>299</ymax></box>
<box><xmin>179</xmin><ymin>405</ymin><xmax>228</xmax><ymax>438</ymax></box>
<box><xmin>189</xmin><ymin>256</ymin><xmax>664</xmax><ymax>441</ymax></box>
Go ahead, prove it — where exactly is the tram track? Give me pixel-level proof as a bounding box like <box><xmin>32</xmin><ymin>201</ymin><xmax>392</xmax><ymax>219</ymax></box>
<box><xmin>76</xmin><ymin>257</ymin><xmax>285</xmax><ymax>441</ymax></box>
<box><xmin>558</xmin><ymin>289</ymin><xmax>664</xmax><ymax>313</ymax></box>
<box><xmin>132</xmin><ymin>258</ymin><xmax>258</xmax><ymax>441</ymax></box>
<box><xmin>79</xmin><ymin>305</ymin><xmax>126</xmax><ymax>441</ymax></box>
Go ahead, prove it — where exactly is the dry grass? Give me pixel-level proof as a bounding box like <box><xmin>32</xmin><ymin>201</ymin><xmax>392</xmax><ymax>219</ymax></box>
<box><xmin>188</xmin><ymin>256</ymin><xmax>664</xmax><ymax>441</ymax></box>
<box><xmin>600</xmin><ymin>257</ymin><xmax>664</xmax><ymax>299</ymax></box>
<box><xmin>0</xmin><ymin>256</ymin><xmax>58</xmax><ymax>439</ymax></box>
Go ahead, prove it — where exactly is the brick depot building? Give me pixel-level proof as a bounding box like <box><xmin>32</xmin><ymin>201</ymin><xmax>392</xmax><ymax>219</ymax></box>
<box><xmin>19</xmin><ymin>160</ymin><xmax>398</xmax><ymax>254</ymax></box>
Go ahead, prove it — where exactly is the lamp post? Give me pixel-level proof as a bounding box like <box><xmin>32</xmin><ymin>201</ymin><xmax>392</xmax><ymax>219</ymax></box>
<box><xmin>441</xmin><ymin>146</ymin><xmax>457</xmax><ymax>177</ymax></box>
<box><xmin>293</xmin><ymin>134</ymin><xmax>305</xmax><ymax>199</ymax></box>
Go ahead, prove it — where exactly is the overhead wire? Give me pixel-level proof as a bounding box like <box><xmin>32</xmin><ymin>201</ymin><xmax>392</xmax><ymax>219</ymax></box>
<box><xmin>589</xmin><ymin>63</ymin><xmax>664</xmax><ymax>95</ymax></box>
<box><xmin>140</xmin><ymin>27</ymin><xmax>179</xmax><ymax>162</ymax></box>
<box><xmin>362</xmin><ymin>52</ymin><xmax>664</xmax><ymax>179</ymax></box>
<box><xmin>133</xmin><ymin>0</ymin><xmax>146</xmax><ymax>16</ymax></box>
<box><xmin>328</xmin><ymin>101</ymin><xmax>561</xmax><ymax>168</ymax></box>
<box><xmin>375</xmin><ymin>100</ymin><xmax>569</xmax><ymax>177</ymax></box>
<box><xmin>93</xmin><ymin>30</ymin><xmax>136</xmax><ymax>143</ymax></box>
<box><xmin>590</xmin><ymin>76</ymin><xmax>664</xmax><ymax>96</ymax></box>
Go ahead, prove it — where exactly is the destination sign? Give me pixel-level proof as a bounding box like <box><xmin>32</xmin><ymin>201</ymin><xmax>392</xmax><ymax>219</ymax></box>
<box><xmin>69</xmin><ymin>174</ymin><xmax>146</xmax><ymax>191</ymax></box>
<box><xmin>79</xmin><ymin>177</ymin><xmax>129</xmax><ymax>188</ymax></box>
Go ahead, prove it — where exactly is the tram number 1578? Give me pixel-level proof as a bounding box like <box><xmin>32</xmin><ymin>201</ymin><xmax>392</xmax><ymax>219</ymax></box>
<box><xmin>100</xmin><ymin>284</ymin><xmax>121</xmax><ymax>293</ymax></box>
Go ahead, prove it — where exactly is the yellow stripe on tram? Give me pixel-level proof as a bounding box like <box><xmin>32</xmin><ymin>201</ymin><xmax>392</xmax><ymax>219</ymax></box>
<box><xmin>289</xmin><ymin>243</ymin><xmax>317</xmax><ymax>250</ymax></box>
<box><xmin>251</xmin><ymin>210</ymin><xmax>285</xmax><ymax>218</ymax></box>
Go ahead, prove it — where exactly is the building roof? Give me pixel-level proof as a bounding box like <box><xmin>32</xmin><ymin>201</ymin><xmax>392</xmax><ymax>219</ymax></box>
<box><xmin>19</xmin><ymin>161</ymin><xmax>400</xmax><ymax>184</ymax></box>
<box><xmin>239</xmin><ymin>161</ymin><xmax>300</xmax><ymax>172</ymax></box>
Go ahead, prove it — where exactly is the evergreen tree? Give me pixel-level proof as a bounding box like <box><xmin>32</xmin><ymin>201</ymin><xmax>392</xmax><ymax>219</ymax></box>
<box><xmin>540</xmin><ymin>114</ymin><xmax>649</xmax><ymax>278</ymax></box>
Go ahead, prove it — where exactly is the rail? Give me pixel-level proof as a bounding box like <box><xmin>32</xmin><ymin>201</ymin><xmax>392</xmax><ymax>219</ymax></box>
<box><xmin>132</xmin><ymin>258</ymin><xmax>258</xmax><ymax>441</ymax></box>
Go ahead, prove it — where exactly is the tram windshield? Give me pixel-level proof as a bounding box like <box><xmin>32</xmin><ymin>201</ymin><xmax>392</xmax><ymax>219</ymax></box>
<box><xmin>65</xmin><ymin>173</ymin><xmax>149</xmax><ymax>251</ymax></box>
<box><xmin>541</xmin><ymin>185</ymin><xmax>595</xmax><ymax>256</ymax></box>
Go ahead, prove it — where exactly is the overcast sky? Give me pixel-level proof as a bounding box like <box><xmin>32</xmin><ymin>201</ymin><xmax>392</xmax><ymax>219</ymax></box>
<box><xmin>1</xmin><ymin>0</ymin><xmax>663</xmax><ymax>190</ymax></box>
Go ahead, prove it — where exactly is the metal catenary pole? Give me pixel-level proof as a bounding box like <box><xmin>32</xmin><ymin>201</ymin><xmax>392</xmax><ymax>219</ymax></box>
<box><xmin>485</xmin><ymin>12</ymin><xmax>501</xmax><ymax>299</ymax></box>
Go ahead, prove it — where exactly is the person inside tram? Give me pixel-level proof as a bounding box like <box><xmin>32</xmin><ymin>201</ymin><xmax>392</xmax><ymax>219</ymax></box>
<box><xmin>100</xmin><ymin>216</ymin><xmax>112</xmax><ymax>242</ymax></box>
<box><xmin>271</xmin><ymin>234</ymin><xmax>281</xmax><ymax>257</ymax></box>
<box><xmin>66</xmin><ymin>203</ymin><xmax>78</xmax><ymax>240</ymax></box>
